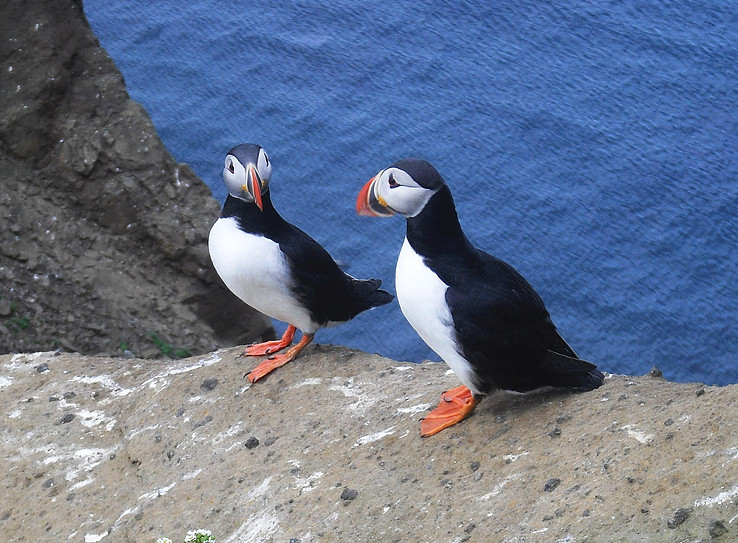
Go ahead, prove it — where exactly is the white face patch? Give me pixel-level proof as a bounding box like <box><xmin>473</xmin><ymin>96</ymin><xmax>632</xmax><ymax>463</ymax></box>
<box><xmin>222</xmin><ymin>148</ymin><xmax>272</xmax><ymax>202</ymax></box>
<box><xmin>375</xmin><ymin>167</ymin><xmax>438</xmax><ymax>218</ymax></box>
<box><xmin>256</xmin><ymin>148</ymin><xmax>272</xmax><ymax>182</ymax></box>
<box><xmin>223</xmin><ymin>153</ymin><xmax>248</xmax><ymax>199</ymax></box>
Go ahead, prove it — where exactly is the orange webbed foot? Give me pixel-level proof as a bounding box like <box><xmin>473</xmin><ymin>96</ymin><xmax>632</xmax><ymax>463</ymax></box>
<box><xmin>420</xmin><ymin>385</ymin><xmax>478</xmax><ymax>437</ymax></box>
<box><xmin>245</xmin><ymin>332</ymin><xmax>314</xmax><ymax>383</ymax></box>
<box><xmin>241</xmin><ymin>325</ymin><xmax>296</xmax><ymax>357</ymax></box>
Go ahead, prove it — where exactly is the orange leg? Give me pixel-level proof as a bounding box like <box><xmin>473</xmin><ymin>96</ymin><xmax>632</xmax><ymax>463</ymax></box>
<box><xmin>420</xmin><ymin>385</ymin><xmax>478</xmax><ymax>437</ymax></box>
<box><xmin>246</xmin><ymin>332</ymin><xmax>314</xmax><ymax>383</ymax></box>
<box><xmin>241</xmin><ymin>325</ymin><xmax>296</xmax><ymax>357</ymax></box>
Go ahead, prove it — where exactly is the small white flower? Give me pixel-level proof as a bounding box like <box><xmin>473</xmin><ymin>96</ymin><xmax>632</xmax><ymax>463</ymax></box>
<box><xmin>156</xmin><ymin>538</ymin><xmax>173</xmax><ymax>543</ymax></box>
<box><xmin>185</xmin><ymin>528</ymin><xmax>214</xmax><ymax>542</ymax></box>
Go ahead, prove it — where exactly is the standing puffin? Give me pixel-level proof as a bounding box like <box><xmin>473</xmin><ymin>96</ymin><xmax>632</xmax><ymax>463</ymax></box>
<box><xmin>209</xmin><ymin>143</ymin><xmax>393</xmax><ymax>383</ymax></box>
<box><xmin>356</xmin><ymin>159</ymin><xmax>604</xmax><ymax>436</ymax></box>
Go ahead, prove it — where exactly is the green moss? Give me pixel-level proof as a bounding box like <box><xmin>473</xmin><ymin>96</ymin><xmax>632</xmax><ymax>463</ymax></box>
<box><xmin>148</xmin><ymin>332</ymin><xmax>191</xmax><ymax>359</ymax></box>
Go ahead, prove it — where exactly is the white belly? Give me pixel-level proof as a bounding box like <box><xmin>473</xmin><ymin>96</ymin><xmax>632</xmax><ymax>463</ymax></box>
<box><xmin>208</xmin><ymin>217</ymin><xmax>318</xmax><ymax>333</ymax></box>
<box><xmin>395</xmin><ymin>238</ymin><xmax>478</xmax><ymax>393</ymax></box>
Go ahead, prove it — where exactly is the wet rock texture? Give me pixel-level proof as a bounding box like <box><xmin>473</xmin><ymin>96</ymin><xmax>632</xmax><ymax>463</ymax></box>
<box><xmin>1</xmin><ymin>346</ymin><xmax>736</xmax><ymax>542</ymax></box>
<box><xmin>0</xmin><ymin>0</ymin><xmax>272</xmax><ymax>357</ymax></box>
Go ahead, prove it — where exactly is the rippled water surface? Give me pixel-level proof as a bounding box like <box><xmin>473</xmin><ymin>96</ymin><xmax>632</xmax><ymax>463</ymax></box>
<box><xmin>85</xmin><ymin>1</ymin><xmax>737</xmax><ymax>384</ymax></box>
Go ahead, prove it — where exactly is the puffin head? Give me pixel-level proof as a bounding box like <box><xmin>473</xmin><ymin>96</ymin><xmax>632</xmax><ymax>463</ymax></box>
<box><xmin>356</xmin><ymin>158</ymin><xmax>444</xmax><ymax>218</ymax></box>
<box><xmin>223</xmin><ymin>143</ymin><xmax>272</xmax><ymax>211</ymax></box>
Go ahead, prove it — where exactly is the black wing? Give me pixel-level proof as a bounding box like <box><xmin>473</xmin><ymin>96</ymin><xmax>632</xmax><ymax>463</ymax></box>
<box><xmin>229</xmin><ymin>193</ymin><xmax>392</xmax><ymax>325</ymax></box>
<box><xmin>278</xmin><ymin>223</ymin><xmax>392</xmax><ymax>325</ymax></box>
<box><xmin>445</xmin><ymin>250</ymin><xmax>601</xmax><ymax>393</ymax></box>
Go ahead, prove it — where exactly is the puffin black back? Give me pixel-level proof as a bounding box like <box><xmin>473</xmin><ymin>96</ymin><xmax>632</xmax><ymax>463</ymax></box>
<box><xmin>405</xmin><ymin>186</ymin><xmax>474</xmax><ymax>264</ymax></box>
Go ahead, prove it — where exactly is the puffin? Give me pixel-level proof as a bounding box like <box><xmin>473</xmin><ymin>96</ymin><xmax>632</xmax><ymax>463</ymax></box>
<box><xmin>209</xmin><ymin>143</ymin><xmax>393</xmax><ymax>383</ymax></box>
<box><xmin>356</xmin><ymin>159</ymin><xmax>604</xmax><ymax>436</ymax></box>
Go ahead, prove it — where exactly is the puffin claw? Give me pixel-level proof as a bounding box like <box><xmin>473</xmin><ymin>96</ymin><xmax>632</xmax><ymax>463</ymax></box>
<box><xmin>241</xmin><ymin>325</ymin><xmax>297</xmax><ymax>357</ymax></box>
<box><xmin>420</xmin><ymin>385</ymin><xmax>478</xmax><ymax>437</ymax></box>
<box><xmin>244</xmin><ymin>332</ymin><xmax>314</xmax><ymax>384</ymax></box>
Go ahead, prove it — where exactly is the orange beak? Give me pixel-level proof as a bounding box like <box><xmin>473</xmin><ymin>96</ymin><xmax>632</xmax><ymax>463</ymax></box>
<box><xmin>356</xmin><ymin>175</ymin><xmax>394</xmax><ymax>217</ymax></box>
<box><xmin>245</xmin><ymin>165</ymin><xmax>264</xmax><ymax>211</ymax></box>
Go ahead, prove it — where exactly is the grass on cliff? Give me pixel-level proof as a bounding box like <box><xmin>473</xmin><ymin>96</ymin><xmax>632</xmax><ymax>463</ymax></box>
<box><xmin>147</xmin><ymin>331</ymin><xmax>191</xmax><ymax>359</ymax></box>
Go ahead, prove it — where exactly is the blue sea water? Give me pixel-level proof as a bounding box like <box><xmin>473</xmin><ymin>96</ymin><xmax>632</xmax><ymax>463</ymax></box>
<box><xmin>84</xmin><ymin>1</ymin><xmax>737</xmax><ymax>385</ymax></box>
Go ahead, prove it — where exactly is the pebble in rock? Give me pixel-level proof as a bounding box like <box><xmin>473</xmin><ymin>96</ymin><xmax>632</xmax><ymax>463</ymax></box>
<box><xmin>200</xmin><ymin>378</ymin><xmax>218</xmax><ymax>391</ymax></box>
<box><xmin>57</xmin><ymin>413</ymin><xmax>75</xmax><ymax>425</ymax></box>
<box><xmin>340</xmin><ymin>487</ymin><xmax>358</xmax><ymax>502</ymax></box>
<box><xmin>667</xmin><ymin>507</ymin><xmax>692</xmax><ymax>528</ymax></box>
<box><xmin>708</xmin><ymin>518</ymin><xmax>729</xmax><ymax>538</ymax></box>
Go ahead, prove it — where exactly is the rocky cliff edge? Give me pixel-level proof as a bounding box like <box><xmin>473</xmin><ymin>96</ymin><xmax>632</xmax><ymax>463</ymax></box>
<box><xmin>1</xmin><ymin>346</ymin><xmax>736</xmax><ymax>542</ymax></box>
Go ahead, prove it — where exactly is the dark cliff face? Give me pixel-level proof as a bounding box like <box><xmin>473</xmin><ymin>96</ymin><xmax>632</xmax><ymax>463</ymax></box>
<box><xmin>0</xmin><ymin>0</ymin><xmax>273</xmax><ymax>356</ymax></box>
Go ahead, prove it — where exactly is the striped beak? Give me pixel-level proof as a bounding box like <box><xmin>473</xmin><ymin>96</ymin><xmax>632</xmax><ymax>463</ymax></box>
<box><xmin>356</xmin><ymin>174</ymin><xmax>394</xmax><ymax>217</ymax></box>
<box><xmin>243</xmin><ymin>165</ymin><xmax>264</xmax><ymax>211</ymax></box>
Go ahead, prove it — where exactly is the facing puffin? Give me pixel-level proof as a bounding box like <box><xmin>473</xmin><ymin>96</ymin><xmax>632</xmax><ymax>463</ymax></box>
<box><xmin>209</xmin><ymin>143</ymin><xmax>393</xmax><ymax>383</ymax></box>
<box><xmin>356</xmin><ymin>159</ymin><xmax>604</xmax><ymax>436</ymax></box>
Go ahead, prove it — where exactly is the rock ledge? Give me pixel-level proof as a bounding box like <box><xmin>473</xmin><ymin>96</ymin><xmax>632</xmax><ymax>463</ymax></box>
<box><xmin>1</xmin><ymin>346</ymin><xmax>735</xmax><ymax>542</ymax></box>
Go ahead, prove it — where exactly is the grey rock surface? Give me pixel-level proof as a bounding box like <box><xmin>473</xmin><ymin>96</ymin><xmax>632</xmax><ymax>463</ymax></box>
<box><xmin>1</xmin><ymin>346</ymin><xmax>736</xmax><ymax>542</ymax></box>
<box><xmin>0</xmin><ymin>0</ymin><xmax>272</xmax><ymax>357</ymax></box>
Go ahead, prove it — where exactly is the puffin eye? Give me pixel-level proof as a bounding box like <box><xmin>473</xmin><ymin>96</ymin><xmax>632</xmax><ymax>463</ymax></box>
<box><xmin>228</xmin><ymin>161</ymin><xmax>235</xmax><ymax>174</ymax></box>
<box><xmin>388</xmin><ymin>174</ymin><xmax>399</xmax><ymax>188</ymax></box>
<box><xmin>264</xmin><ymin>153</ymin><xmax>269</xmax><ymax>166</ymax></box>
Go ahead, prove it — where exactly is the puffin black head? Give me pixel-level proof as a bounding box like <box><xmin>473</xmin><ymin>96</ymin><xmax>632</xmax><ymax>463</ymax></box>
<box><xmin>223</xmin><ymin>143</ymin><xmax>272</xmax><ymax>211</ymax></box>
<box><xmin>356</xmin><ymin>158</ymin><xmax>445</xmax><ymax>218</ymax></box>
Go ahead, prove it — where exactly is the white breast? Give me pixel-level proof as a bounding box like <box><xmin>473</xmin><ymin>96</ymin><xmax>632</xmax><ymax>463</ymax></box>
<box><xmin>395</xmin><ymin>238</ymin><xmax>479</xmax><ymax>393</ymax></box>
<box><xmin>208</xmin><ymin>217</ymin><xmax>318</xmax><ymax>333</ymax></box>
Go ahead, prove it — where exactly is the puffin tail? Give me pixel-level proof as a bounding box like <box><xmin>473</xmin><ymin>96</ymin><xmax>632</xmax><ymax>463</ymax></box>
<box><xmin>354</xmin><ymin>278</ymin><xmax>394</xmax><ymax>309</ymax></box>
<box><xmin>366</xmin><ymin>278</ymin><xmax>395</xmax><ymax>308</ymax></box>
<box><xmin>540</xmin><ymin>350</ymin><xmax>605</xmax><ymax>392</ymax></box>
